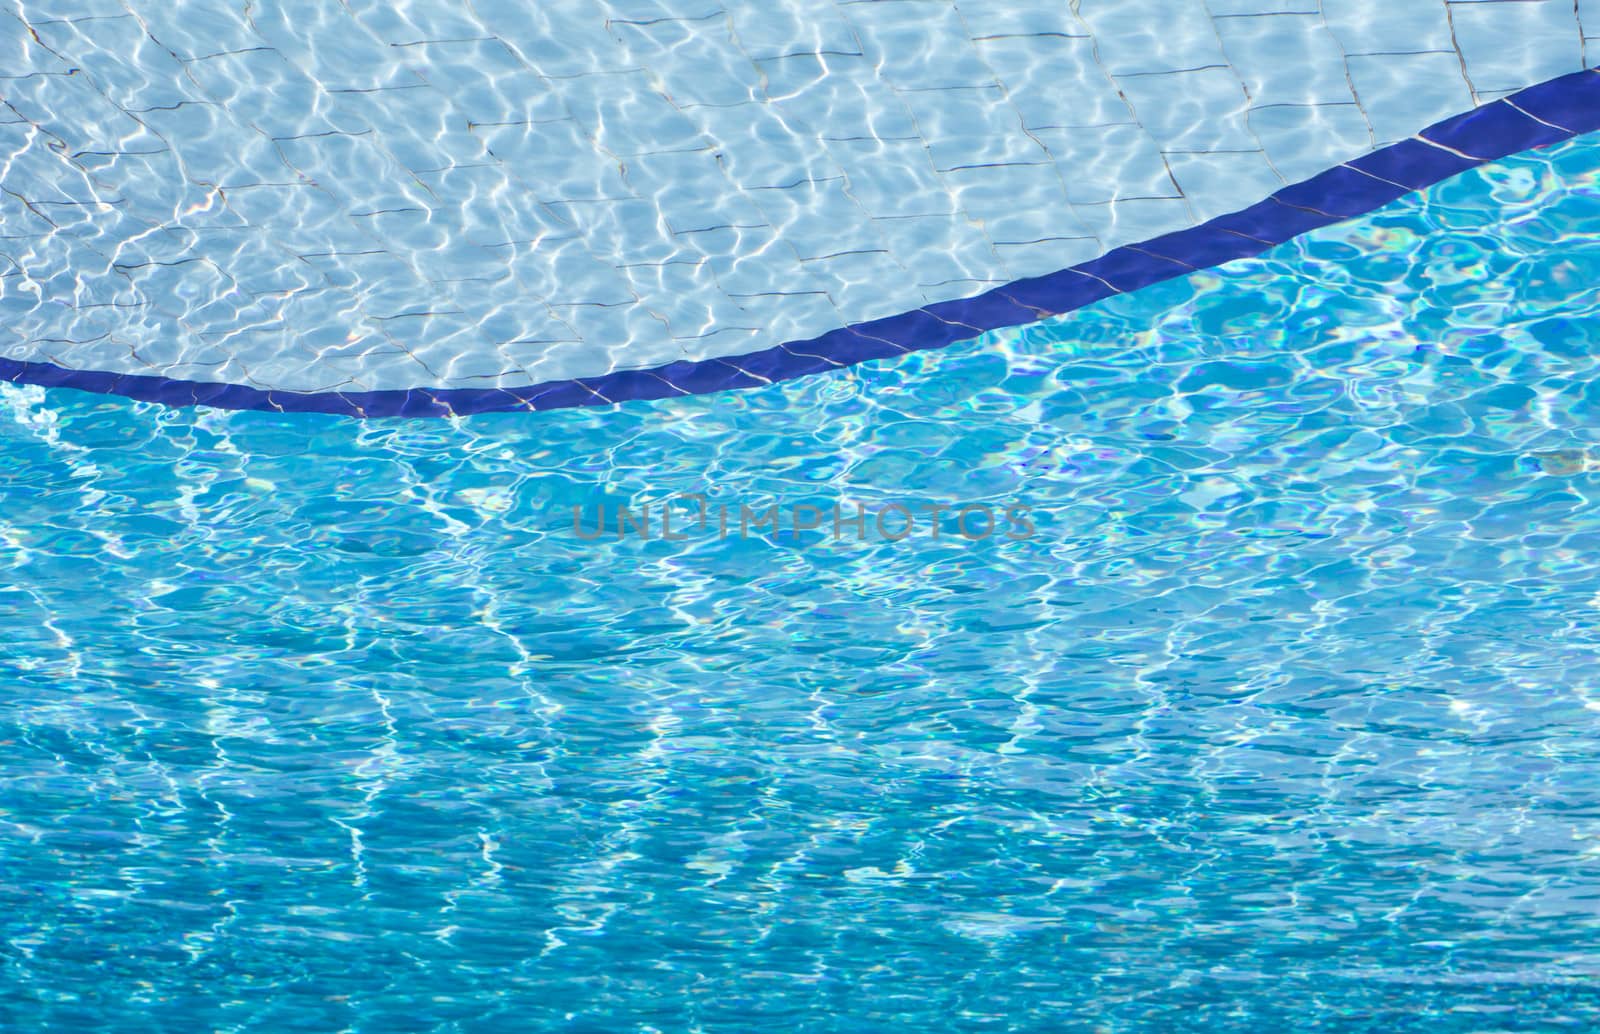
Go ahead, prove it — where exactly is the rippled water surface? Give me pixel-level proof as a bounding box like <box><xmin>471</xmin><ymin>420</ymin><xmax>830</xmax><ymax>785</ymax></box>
<box><xmin>5</xmin><ymin>135</ymin><xmax>1600</xmax><ymax>1030</ymax></box>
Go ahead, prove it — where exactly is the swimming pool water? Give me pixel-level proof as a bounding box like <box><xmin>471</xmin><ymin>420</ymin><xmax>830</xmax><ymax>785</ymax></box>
<box><xmin>4</xmin><ymin>134</ymin><xmax>1600</xmax><ymax>1030</ymax></box>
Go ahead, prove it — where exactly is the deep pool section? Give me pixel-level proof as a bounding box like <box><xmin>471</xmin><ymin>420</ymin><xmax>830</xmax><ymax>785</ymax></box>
<box><xmin>3</xmin><ymin>134</ymin><xmax>1600</xmax><ymax>1030</ymax></box>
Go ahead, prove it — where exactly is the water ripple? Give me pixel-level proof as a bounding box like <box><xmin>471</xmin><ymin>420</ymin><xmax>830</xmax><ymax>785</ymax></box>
<box><xmin>2</xmin><ymin>136</ymin><xmax>1600</xmax><ymax>1030</ymax></box>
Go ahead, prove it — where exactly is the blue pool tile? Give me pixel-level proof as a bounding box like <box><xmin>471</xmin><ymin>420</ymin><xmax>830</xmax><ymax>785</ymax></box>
<box><xmin>849</xmin><ymin>309</ymin><xmax>976</xmax><ymax>353</ymax></box>
<box><xmin>914</xmin><ymin>306</ymin><xmax>986</xmax><ymax>336</ymax></box>
<box><xmin>339</xmin><ymin>390</ymin><xmax>406</xmax><ymax>418</ymax></box>
<box><xmin>1420</xmin><ymin>99</ymin><xmax>1573</xmax><ymax>161</ymax></box>
<box><xmin>782</xmin><ymin>327</ymin><xmax>869</xmax><ymax>367</ymax></box>
<box><xmin>665</xmin><ymin>356</ymin><xmax>773</xmax><ymax>394</ymax></box>
<box><xmin>88</xmin><ymin>371</ymin><xmax>128</xmax><ymax>401</ymax></box>
<box><xmin>411</xmin><ymin>390</ymin><xmax>473</xmax><ymax>417</ymax></box>
<box><xmin>147</xmin><ymin>377</ymin><xmax>206</xmax><ymax>409</ymax></box>
<box><xmin>697</xmin><ymin>350</ymin><xmax>812</xmax><ymax>387</ymax></box>
<box><xmin>148</xmin><ymin>377</ymin><xmax>204</xmax><ymax>408</ymax></box>
<box><xmin>525</xmin><ymin>380</ymin><xmax>611</xmax><ymax>412</ymax></box>
<box><xmin>267</xmin><ymin>389</ymin><xmax>361</xmax><ymax>415</ymax></box>
<box><xmin>1074</xmin><ymin>247</ymin><xmax>1194</xmax><ymax>293</ymax></box>
<box><xmin>1345</xmin><ymin>137</ymin><xmax>1481</xmax><ymax>190</ymax></box>
<box><xmin>328</xmin><ymin>390</ymin><xmax>378</xmax><ymax>417</ymax></box>
<box><xmin>324</xmin><ymin>390</ymin><xmax>380</xmax><ymax>417</ymax></box>
<box><xmin>61</xmin><ymin>366</ymin><xmax>117</xmax><ymax>395</ymax></box>
<box><xmin>433</xmin><ymin>388</ymin><xmax>521</xmax><ymax>416</ymax></box>
<box><xmin>13</xmin><ymin>362</ymin><xmax>80</xmax><ymax>389</ymax></box>
<box><xmin>425</xmin><ymin>390</ymin><xmax>479</xmax><ymax>417</ymax></box>
<box><xmin>1210</xmin><ymin>197</ymin><xmax>1341</xmax><ymax>245</ymax></box>
<box><xmin>1272</xmin><ymin>164</ymin><xmax>1414</xmax><ymax>217</ymax></box>
<box><xmin>771</xmin><ymin>348</ymin><xmax>847</xmax><ymax>380</ymax></box>
<box><xmin>700</xmin><ymin>348</ymin><xmax>792</xmax><ymax>386</ymax></box>
<box><xmin>1133</xmin><ymin>225</ymin><xmax>1274</xmax><ymax>271</ymax></box>
<box><xmin>581</xmin><ymin>369</ymin><xmax>688</xmax><ymax>405</ymax></box>
<box><xmin>212</xmin><ymin>383</ymin><xmax>281</xmax><ymax>413</ymax></box>
<box><xmin>998</xmin><ymin>268</ymin><xmax>1118</xmax><ymax>317</ymax></box>
<box><xmin>75</xmin><ymin>369</ymin><xmax>128</xmax><ymax>400</ymax></box>
<box><xmin>924</xmin><ymin>290</ymin><xmax>1042</xmax><ymax>334</ymax></box>
<box><xmin>400</xmin><ymin>388</ymin><xmax>457</xmax><ymax>416</ymax></box>
<box><xmin>1506</xmin><ymin>68</ymin><xmax>1600</xmax><ymax>136</ymax></box>
<box><xmin>836</xmin><ymin>329</ymin><xmax>916</xmax><ymax>365</ymax></box>
<box><xmin>427</xmin><ymin>390</ymin><xmax>480</xmax><ymax>417</ymax></box>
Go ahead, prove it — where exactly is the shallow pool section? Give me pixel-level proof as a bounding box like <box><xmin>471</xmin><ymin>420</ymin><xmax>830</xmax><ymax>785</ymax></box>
<box><xmin>0</xmin><ymin>3</ymin><xmax>1592</xmax><ymax>400</ymax></box>
<box><xmin>3</xmin><ymin>135</ymin><xmax>1600</xmax><ymax>1029</ymax></box>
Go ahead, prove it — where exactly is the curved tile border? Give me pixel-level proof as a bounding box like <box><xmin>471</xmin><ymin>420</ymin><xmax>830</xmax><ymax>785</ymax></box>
<box><xmin>5</xmin><ymin>67</ymin><xmax>1598</xmax><ymax>419</ymax></box>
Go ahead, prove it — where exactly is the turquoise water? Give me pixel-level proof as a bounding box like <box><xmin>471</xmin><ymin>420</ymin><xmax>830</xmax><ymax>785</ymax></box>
<box><xmin>4</xmin><ymin>134</ymin><xmax>1600</xmax><ymax>1030</ymax></box>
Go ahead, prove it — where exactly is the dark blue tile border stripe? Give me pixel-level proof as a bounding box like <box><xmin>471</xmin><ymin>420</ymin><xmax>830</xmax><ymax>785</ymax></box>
<box><xmin>3</xmin><ymin>67</ymin><xmax>1596</xmax><ymax>419</ymax></box>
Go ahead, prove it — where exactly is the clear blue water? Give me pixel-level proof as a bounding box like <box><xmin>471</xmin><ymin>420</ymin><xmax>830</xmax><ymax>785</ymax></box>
<box><xmin>4</xmin><ymin>134</ymin><xmax>1600</xmax><ymax>1031</ymax></box>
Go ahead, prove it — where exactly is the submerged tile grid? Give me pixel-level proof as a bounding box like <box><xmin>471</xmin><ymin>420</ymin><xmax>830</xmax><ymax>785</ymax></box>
<box><xmin>0</xmin><ymin>0</ymin><xmax>1591</xmax><ymax>406</ymax></box>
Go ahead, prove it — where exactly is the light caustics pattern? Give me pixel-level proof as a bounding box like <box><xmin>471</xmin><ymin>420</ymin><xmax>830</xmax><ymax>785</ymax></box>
<box><xmin>4</xmin><ymin>133</ymin><xmax>1600</xmax><ymax>1029</ymax></box>
<box><xmin>0</xmin><ymin>0</ymin><xmax>1595</xmax><ymax>414</ymax></box>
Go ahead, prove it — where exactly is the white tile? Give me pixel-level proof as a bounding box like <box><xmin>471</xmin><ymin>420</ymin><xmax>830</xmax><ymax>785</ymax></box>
<box><xmin>899</xmin><ymin>86</ymin><xmax>1049</xmax><ymax>170</ymax></box>
<box><xmin>247</xmin><ymin>7</ymin><xmax>415</xmax><ymax>93</ymax></box>
<box><xmin>275</xmin><ymin>133</ymin><xmax>431</xmax><ymax>213</ymax></box>
<box><xmin>685</xmin><ymin>100</ymin><xmax>843</xmax><ymax>188</ymax></box>
<box><xmin>0</xmin><ymin>124</ymin><xmax>111</xmax><ymax>205</ymax></box>
<box><xmin>978</xmin><ymin>34</ymin><xmax>1135</xmax><ymax>130</ymax></box>
<box><xmin>717</xmin><ymin>287</ymin><xmax>840</xmax><ymax>347</ymax></box>
<box><xmin>747</xmin><ymin>178</ymin><xmax>883</xmax><ymax>260</ymax></box>
<box><xmin>349</xmin><ymin>94</ymin><xmax>489</xmax><ymax>171</ymax></box>
<box><xmin>550</xmin><ymin>71</ymin><xmax>707</xmax><ymax>157</ymax></box>
<box><xmin>621</xmin><ymin>149</ymin><xmax>769</xmax><ymax>233</ymax></box>
<box><xmin>1073</xmin><ymin>0</ymin><xmax>1229</xmax><ymax>75</ymax></box>
<box><xmin>612</xmin><ymin>17</ymin><xmax>763</xmax><ymax>108</ymax></box>
<box><xmin>800</xmin><ymin>249</ymin><xmax>914</xmax><ymax>317</ymax></box>
<box><xmin>1208</xmin><ymin>0</ymin><xmax>1318</xmax><ymax>13</ymax></box>
<box><xmin>2</xmin><ymin>14</ymin><xmax>80</xmax><ymax>76</ymax></box>
<box><xmin>726</xmin><ymin>1</ymin><xmax>861</xmax><ymax>60</ymax></box>
<box><xmin>1</xmin><ymin>72</ymin><xmax>166</xmax><ymax>158</ymax></box>
<box><xmin>182</xmin><ymin>49</ymin><xmax>342</xmax><ymax>139</ymax></box>
<box><xmin>548</xmin><ymin>304</ymin><xmax>689</xmax><ymax>369</ymax></box>
<box><xmin>506</xmin><ymin>236</ymin><xmax>638</xmax><ymax>307</ymax></box>
<box><xmin>7</xmin><ymin>0</ymin><xmax>128</xmax><ymax>17</ymax></box>
<box><xmin>830</xmin><ymin>137</ymin><xmax>961</xmax><ymax>219</ymax></box>
<box><xmin>1320</xmin><ymin>0</ymin><xmax>1456</xmax><ymax>54</ymax></box>
<box><xmin>475</xmin><ymin>303</ymin><xmax>582</xmax><ymax>345</ymax></box>
<box><xmin>599</xmin><ymin>0</ymin><xmax>725</xmax><ymax>22</ymax></box>
<box><xmin>1070</xmin><ymin>196</ymin><xmax>1196</xmax><ymax>250</ymax></box>
<box><xmin>1113</xmin><ymin>67</ymin><xmax>1258</xmax><ymax>153</ymax></box>
<box><xmin>843</xmin><ymin>0</ymin><xmax>995</xmax><ymax>91</ymax></box>
<box><xmin>1344</xmin><ymin>51</ymin><xmax>1476</xmax><ymax>144</ymax></box>
<box><xmin>1213</xmin><ymin>13</ymin><xmax>1359</xmax><ymax>106</ymax></box>
<box><xmin>1249</xmin><ymin>102</ymin><xmax>1374</xmax><ymax>183</ymax></box>
<box><xmin>992</xmin><ymin>236</ymin><xmax>1105</xmax><ymax>280</ymax></box>
<box><xmin>474</xmin><ymin>4</ymin><xmax>636</xmax><ymax>78</ymax></box>
<box><xmin>869</xmin><ymin>213</ymin><xmax>1003</xmax><ymax>288</ymax></box>
<box><xmin>761</xmin><ymin>53</ymin><xmax>922</xmax><ymax>141</ymax></box>
<box><xmin>405</xmin><ymin>40</ymin><xmax>569</xmax><ymax>125</ymax></box>
<box><xmin>676</xmin><ymin>225</ymin><xmax>805</xmax><ymax>296</ymax></box>
<box><xmin>1031</xmin><ymin>125</ymin><xmax>1183</xmax><ymax>204</ymax></box>
<box><xmin>122</xmin><ymin>0</ymin><xmax>261</xmax><ymax>60</ymax></box>
<box><xmin>1448</xmin><ymin>0</ymin><xmax>1584</xmax><ymax>95</ymax></box>
<box><xmin>543</xmin><ymin>198</ymin><xmax>681</xmax><ymax>264</ymax></box>
<box><xmin>32</xmin><ymin>17</ymin><xmax>194</xmax><ymax>110</ymax></box>
<box><xmin>1163</xmin><ymin>149</ymin><xmax>1284</xmax><ymax>221</ymax></box>
<box><xmin>939</xmin><ymin>162</ymin><xmax>1086</xmax><ymax>245</ymax></box>
<box><xmin>473</xmin><ymin>119</ymin><xmax>630</xmax><ymax>202</ymax></box>
<box><xmin>956</xmin><ymin>0</ymin><xmax>1086</xmax><ymax>39</ymax></box>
